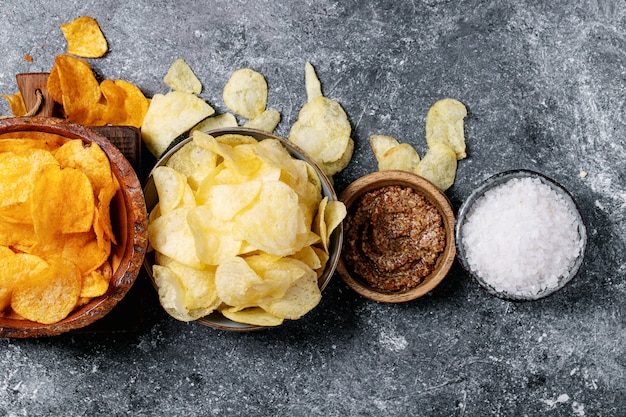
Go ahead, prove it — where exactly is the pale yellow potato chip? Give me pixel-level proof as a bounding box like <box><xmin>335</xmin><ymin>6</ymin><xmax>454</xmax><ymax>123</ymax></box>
<box><xmin>243</xmin><ymin>109</ymin><xmax>281</xmax><ymax>132</ymax></box>
<box><xmin>220</xmin><ymin>306</ymin><xmax>283</xmax><ymax>327</ymax></box>
<box><xmin>234</xmin><ymin>181</ymin><xmax>306</xmax><ymax>256</ymax></box>
<box><xmin>289</xmin><ymin>96</ymin><xmax>352</xmax><ymax>171</ymax></box>
<box><xmin>414</xmin><ymin>143</ymin><xmax>458</xmax><ymax>191</ymax></box>
<box><xmin>369</xmin><ymin>135</ymin><xmax>400</xmax><ymax>160</ymax></box>
<box><xmin>60</xmin><ymin>16</ymin><xmax>108</xmax><ymax>58</ymax></box>
<box><xmin>195</xmin><ymin>181</ymin><xmax>262</xmax><ymax>219</ymax></box>
<box><xmin>167</xmin><ymin>260</ymin><xmax>220</xmax><ymax>313</ymax></box>
<box><xmin>214</xmin><ymin>256</ymin><xmax>266</xmax><ymax>308</ymax></box>
<box><xmin>187</xmin><ymin>205</ymin><xmax>243</xmax><ymax>265</ymax></box>
<box><xmin>222</xmin><ymin>68</ymin><xmax>268</xmax><ymax>119</ymax></box>
<box><xmin>141</xmin><ymin>91</ymin><xmax>215</xmax><ymax>157</ymax></box>
<box><xmin>425</xmin><ymin>98</ymin><xmax>467</xmax><ymax>160</ymax></box>
<box><xmin>377</xmin><ymin>143</ymin><xmax>421</xmax><ymax>172</ymax></box>
<box><xmin>163</xmin><ymin>58</ymin><xmax>202</xmax><ymax>94</ymax></box>
<box><xmin>190</xmin><ymin>113</ymin><xmax>238</xmax><ymax>134</ymax></box>
<box><xmin>323</xmin><ymin>200</ymin><xmax>347</xmax><ymax>252</ymax></box>
<box><xmin>304</xmin><ymin>61</ymin><xmax>323</xmax><ymax>101</ymax></box>
<box><xmin>152</xmin><ymin>264</ymin><xmax>197</xmax><ymax>322</ymax></box>
<box><xmin>148</xmin><ymin>207</ymin><xmax>203</xmax><ymax>269</ymax></box>
<box><xmin>165</xmin><ymin>140</ymin><xmax>218</xmax><ymax>190</ymax></box>
<box><xmin>260</xmin><ymin>264</ymin><xmax>321</xmax><ymax>320</ymax></box>
<box><xmin>289</xmin><ymin>245</ymin><xmax>322</xmax><ymax>271</ymax></box>
<box><xmin>152</xmin><ymin>166</ymin><xmax>195</xmax><ymax>214</ymax></box>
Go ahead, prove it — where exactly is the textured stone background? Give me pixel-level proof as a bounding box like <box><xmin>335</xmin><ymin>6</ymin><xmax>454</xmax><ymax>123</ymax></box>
<box><xmin>0</xmin><ymin>1</ymin><xmax>625</xmax><ymax>416</ymax></box>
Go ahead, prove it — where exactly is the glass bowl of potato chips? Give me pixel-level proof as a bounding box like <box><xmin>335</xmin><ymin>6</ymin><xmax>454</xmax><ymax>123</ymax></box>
<box><xmin>143</xmin><ymin>127</ymin><xmax>345</xmax><ymax>331</ymax></box>
<box><xmin>0</xmin><ymin>117</ymin><xmax>148</xmax><ymax>337</ymax></box>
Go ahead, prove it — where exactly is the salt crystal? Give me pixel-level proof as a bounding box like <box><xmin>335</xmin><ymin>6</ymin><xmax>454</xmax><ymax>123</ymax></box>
<box><xmin>461</xmin><ymin>177</ymin><xmax>584</xmax><ymax>298</ymax></box>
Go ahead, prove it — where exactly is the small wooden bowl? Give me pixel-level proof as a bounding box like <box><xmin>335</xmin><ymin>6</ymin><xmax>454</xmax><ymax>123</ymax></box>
<box><xmin>0</xmin><ymin>117</ymin><xmax>148</xmax><ymax>337</ymax></box>
<box><xmin>337</xmin><ymin>170</ymin><xmax>456</xmax><ymax>303</ymax></box>
<box><xmin>143</xmin><ymin>127</ymin><xmax>343</xmax><ymax>331</ymax></box>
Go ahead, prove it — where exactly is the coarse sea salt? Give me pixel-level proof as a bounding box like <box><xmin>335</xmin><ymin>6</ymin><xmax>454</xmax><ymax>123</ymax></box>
<box><xmin>461</xmin><ymin>176</ymin><xmax>584</xmax><ymax>298</ymax></box>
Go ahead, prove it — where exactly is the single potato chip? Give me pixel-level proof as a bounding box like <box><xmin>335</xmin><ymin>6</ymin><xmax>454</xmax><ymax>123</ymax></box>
<box><xmin>425</xmin><ymin>98</ymin><xmax>467</xmax><ymax>160</ymax></box>
<box><xmin>190</xmin><ymin>113</ymin><xmax>238</xmax><ymax>134</ymax></box>
<box><xmin>141</xmin><ymin>90</ymin><xmax>215</xmax><ymax>157</ymax></box>
<box><xmin>2</xmin><ymin>92</ymin><xmax>27</xmax><ymax>116</ymax></box>
<box><xmin>414</xmin><ymin>143</ymin><xmax>458</xmax><ymax>191</ymax></box>
<box><xmin>304</xmin><ymin>61</ymin><xmax>323</xmax><ymax>101</ymax></box>
<box><xmin>243</xmin><ymin>109</ymin><xmax>281</xmax><ymax>133</ymax></box>
<box><xmin>220</xmin><ymin>306</ymin><xmax>283</xmax><ymax>327</ymax></box>
<box><xmin>11</xmin><ymin>258</ymin><xmax>82</xmax><ymax>324</ymax></box>
<box><xmin>369</xmin><ymin>135</ymin><xmax>400</xmax><ymax>160</ymax></box>
<box><xmin>222</xmin><ymin>68</ymin><xmax>268</xmax><ymax>119</ymax></box>
<box><xmin>260</xmin><ymin>265</ymin><xmax>321</xmax><ymax>320</ymax></box>
<box><xmin>377</xmin><ymin>143</ymin><xmax>421</xmax><ymax>172</ymax></box>
<box><xmin>60</xmin><ymin>16</ymin><xmax>108</xmax><ymax>58</ymax></box>
<box><xmin>164</xmin><ymin>58</ymin><xmax>202</xmax><ymax>94</ymax></box>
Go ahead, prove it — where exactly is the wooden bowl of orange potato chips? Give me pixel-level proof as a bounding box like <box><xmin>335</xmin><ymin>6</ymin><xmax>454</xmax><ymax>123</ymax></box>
<box><xmin>0</xmin><ymin>117</ymin><xmax>148</xmax><ymax>337</ymax></box>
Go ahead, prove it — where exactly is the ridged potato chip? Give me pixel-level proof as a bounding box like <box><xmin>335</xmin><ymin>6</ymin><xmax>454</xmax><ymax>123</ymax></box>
<box><xmin>223</xmin><ymin>68</ymin><xmax>268</xmax><ymax>119</ymax></box>
<box><xmin>60</xmin><ymin>16</ymin><xmax>108</xmax><ymax>58</ymax></box>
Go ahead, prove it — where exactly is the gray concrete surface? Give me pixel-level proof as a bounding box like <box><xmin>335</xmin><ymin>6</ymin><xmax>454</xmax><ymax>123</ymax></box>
<box><xmin>0</xmin><ymin>0</ymin><xmax>625</xmax><ymax>415</ymax></box>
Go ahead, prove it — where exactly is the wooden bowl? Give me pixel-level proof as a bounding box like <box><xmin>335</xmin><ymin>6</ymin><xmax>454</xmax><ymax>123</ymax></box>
<box><xmin>0</xmin><ymin>117</ymin><xmax>148</xmax><ymax>337</ymax></box>
<box><xmin>143</xmin><ymin>127</ymin><xmax>343</xmax><ymax>331</ymax></box>
<box><xmin>337</xmin><ymin>170</ymin><xmax>456</xmax><ymax>303</ymax></box>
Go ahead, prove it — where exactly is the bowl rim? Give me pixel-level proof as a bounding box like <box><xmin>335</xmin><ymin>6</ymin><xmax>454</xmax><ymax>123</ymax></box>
<box><xmin>143</xmin><ymin>127</ymin><xmax>343</xmax><ymax>331</ymax></box>
<box><xmin>0</xmin><ymin>116</ymin><xmax>148</xmax><ymax>337</ymax></box>
<box><xmin>454</xmin><ymin>169</ymin><xmax>588</xmax><ymax>301</ymax></box>
<box><xmin>336</xmin><ymin>170</ymin><xmax>456</xmax><ymax>303</ymax></box>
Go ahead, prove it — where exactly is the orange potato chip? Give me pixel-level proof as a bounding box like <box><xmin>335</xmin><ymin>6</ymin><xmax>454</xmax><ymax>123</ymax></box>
<box><xmin>11</xmin><ymin>258</ymin><xmax>82</xmax><ymax>324</ymax></box>
<box><xmin>31</xmin><ymin>165</ymin><xmax>95</xmax><ymax>239</ymax></box>
<box><xmin>113</xmin><ymin>80</ymin><xmax>150</xmax><ymax>128</ymax></box>
<box><xmin>53</xmin><ymin>54</ymin><xmax>103</xmax><ymax>123</ymax></box>
<box><xmin>0</xmin><ymin>253</ymin><xmax>48</xmax><ymax>290</ymax></box>
<box><xmin>53</xmin><ymin>139</ymin><xmax>114</xmax><ymax>194</ymax></box>
<box><xmin>80</xmin><ymin>264</ymin><xmax>111</xmax><ymax>298</ymax></box>
<box><xmin>2</xmin><ymin>92</ymin><xmax>27</xmax><ymax>116</ymax></box>
<box><xmin>47</xmin><ymin>65</ymin><xmax>63</xmax><ymax>105</ymax></box>
<box><xmin>60</xmin><ymin>16</ymin><xmax>108</xmax><ymax>59</ymax></box>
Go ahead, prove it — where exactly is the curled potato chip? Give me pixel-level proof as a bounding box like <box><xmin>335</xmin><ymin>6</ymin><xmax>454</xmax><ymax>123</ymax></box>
<box><xmin>425</xmin><ymin>98</ymin><xmax>467</xmax><ymax>160</ymax></box>
<box><xmin>305</xmin><ymin>62</ymin><xmax>323</xmax><ymax>101</ymax></box>
<box><xmin>2</xmin><ymin>92</ymin><xmax>27</xmax><ymax>116</ymax></box>
<box><xmin>223</xmin><ymin>68</ymin><xmax>268</xmax><ymax>119</ymax></box>
<box><xmin>260</xmin><ymin>265</ymin><xmax>321</xmax><ymax>320</ymax></box>
<box><xmin>60</xmin><ymin>16</ymin><xmax>108</xmax><ymax>58</ymax></box>
<box><xmin>414</xmin><ymin>143</ymin><xmax>458</xmax><ymax>191</ymax></box>
<box><xmin>164</xmin><ymin>58</ymin><xmax>202</xmax><ymax>94</ymax></box>
<box><xmin>141</xmin><ymin>90</ymin><xmax>215</xmax><ymax>157</ymax></box>
<box><xmin>148</xmin><ymin>207</ymin><xmax>203</xmax><ymax>269</ymax></box>
<box><xmin>220</xmin><ymin>306</ymin><xmax>283</xmax><ymax>327</ymax></box>
<box><xmin>52</xmin><ymin>54</ymin><xmax>103</xmax><ymax>122</ymax></box>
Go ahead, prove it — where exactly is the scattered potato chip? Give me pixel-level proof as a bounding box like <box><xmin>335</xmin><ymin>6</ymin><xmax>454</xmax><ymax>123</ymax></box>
<box><xmin>378</xmin><ymin>143</ymin><xmax>421</xmax><ymax>172</ymax></box>
<box><xmin>289</xmin><ymin>63</ymin><xmax>353</xmax><ymax>176</ymax></box>
<box><xmin>141</xmin><ymin>90</ymin><xmax>215</xmax><ymax>157</ymax></box>
<box><xmin>304</xmin><ymin>61</ymin><xmax>323</xmax><ymax>101</ymax></box>
<box><xmin>164</xmin><ymin>58</ymin><xmax>202</xmax><ymax>94</ymax></box>
<box><xmin>425</xmin><ymin>98</ymin><xmax>467</xmax><ymax>160</ymax></box>
<box><xmin>2</xmin><ymin>92</ymin><xmax>27</xmax><ymax>116</ymax></box>
<box><xmin>243</xmin><ymin>109</ymin><xmax>281</xmax><ymax>132</ymax></box>
<box><xmin>369</xmin><ymin>135</ymin><xmax>399</xmax><ymax>159</ymax></box>
<box><xmin>60</xmin><ymin>16</ymin><xmax>108</xmax><ymax>58</ymax></box>
<box><xmin>223</xmin><ymin>68</ymin><xmax>268</xmax><ymax>119</ymax></box>
<box><xmin>190</xmin><ymin>113</ymin><xmax>238</xmax><ymax>134</ymax></box>
<box><xmin>414</xmin><ymin>143</ymin><xmax>458</xmax><ymax>191</ymax></box>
